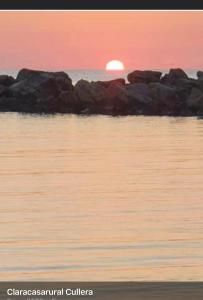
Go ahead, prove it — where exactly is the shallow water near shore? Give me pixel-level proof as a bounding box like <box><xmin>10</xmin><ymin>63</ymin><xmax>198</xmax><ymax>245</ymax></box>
<box><xmin>0</xmin><ymin>113</ymin><xmax>203</xmax><ymax>281</ymax></box>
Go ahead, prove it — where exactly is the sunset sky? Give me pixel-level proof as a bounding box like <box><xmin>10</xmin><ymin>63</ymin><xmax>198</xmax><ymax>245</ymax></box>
<box><xmin>0</xmin><ymin>11</ymin><xmax>203</xmax><ymax>70</ymax></box>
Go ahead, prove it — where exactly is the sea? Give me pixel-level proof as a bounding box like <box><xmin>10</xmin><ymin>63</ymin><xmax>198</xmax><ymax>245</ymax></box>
<box><xmin>0</xmin><ymin>69</ymin><xmax>202</xmax><ymax>281</ymax></box>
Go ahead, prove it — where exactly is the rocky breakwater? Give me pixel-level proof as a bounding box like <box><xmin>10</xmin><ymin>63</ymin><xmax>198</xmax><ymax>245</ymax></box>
<box><xmin>0</xmin><ymin>68</ymin><xmax>203</xmax><ymax>116</ymax></box>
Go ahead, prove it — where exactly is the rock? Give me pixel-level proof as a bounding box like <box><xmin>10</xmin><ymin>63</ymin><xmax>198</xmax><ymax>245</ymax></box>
<box><xmin>17</xmin><ymin>68</ymin><xmax>72</xmax><ymax>84</ymax></box>
<box><xmin>127</xmin><ymin>70</ymin><xmax>162</xmax><ymax>84</ymax></box>
<box><xmin>196</xmin><ymin>79</ymin><xmax>203</xmax><ymax>93</ymax></box>
<box><xmin>0</xmin><ymin>85</ymin><xmax>7</xmax><ymax>96</ymax></box>
<box><xmin>104</xmin><ymin>82</ymin><xmax>130</xmax><ymax>114</ymax></box>
<box><xmin>75</xmin><ymin>79</ymin><xmax>129</xmax><ymax>114</ymax></box>
<box><xmin>161</xmin><ymin>68</ymin><xmax>188</xmax><ymax>85</ymax></box>
<box><xmin>149</xmin><ymin>82</ymin><xmax>177</xmax><ymax>100</ymax></box>
<box><xmin>187</xmin><ymin>88</ymin><xmax>203</xmax><ymax>115</ymax></box>
<box><xmin>80</xmin><ymin>108</ymin><xmax>92</xmax><ymax>115</ymax></box>
<box><xmin>125</xmin><ymin>83</ymin><xmax>154</xmax><ymax>114</ymax></box>
<box><xmin>0</xmin><ymin>75</ymin><xmax>15</xmax><ymax>86</ymax></box>
<box><xmin>0</xmin><ymin>97</ymin><xmax>20</xmax><ymax>111</ymax></box>
<box><xmin>75</xmin><ymin>79</ymin><xmax>112</xmax><ymax>113</ymax></box>
<box><xmin>197</xmin><ymin>71</ymin><xmax>203</xmax><ymax>80</ymax></box>
<box><xmin>0</xmin><ymin>67</ymin><xmax>202</xmax><ymax>116</ymax></box>
<box><xmin>125</xmin><ymin>82</ymin><xmax>186</xmax><ymax>115</ymax></box>
<box><xmin>196</xmin><ymin>71</ymin><xmax>203</xmax><ymax>92</ymax></box>
<box><xmin>172</xmin><ymin>78</ymin><xmax>197</xmax><ymax>88</ymax></box>
<box><xmin>58</xmin><ymin>90</ymin><xmax>78</xmax><ymax>113</ymax></box>
<box><xmin>75</xmin><ymin>79</ymin><xmax>107</xmax><ymax>105</ymax></box>
<box><xmin>8</xmin><ymin>69</ymin><xmax>74</xmax><ymax>113</ymax></box>
<box><xmin>96</xmin><ymin>78</ymin><xmax>125</xmax><ymax>88</ymax></box>
<box><xmin>170</xmin><ymin>78</ymin><xmax>198</xmax><ymax>102</ymax></box>
<box><xmin>149</xmin><ymin>83</ymin><xmax>182</xmax><ymax>115</ymax></box>
<box><xmin>126</xmin><ymin>83</ymin><xmax>152</xmax><ymax>104</ymax></box>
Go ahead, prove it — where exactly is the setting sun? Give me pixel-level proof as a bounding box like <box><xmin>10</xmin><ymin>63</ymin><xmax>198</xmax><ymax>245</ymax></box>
<box><xmin>106</xmin><ymin>60</ymin><xmax>124</xmax><ymax>71</ymax></box>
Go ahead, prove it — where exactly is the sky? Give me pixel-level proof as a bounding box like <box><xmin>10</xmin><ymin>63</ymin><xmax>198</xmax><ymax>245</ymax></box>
<box><xmin>0</xmin><ymin>11</ymin><xmax>203</xmax><ymax>70</ymax></box>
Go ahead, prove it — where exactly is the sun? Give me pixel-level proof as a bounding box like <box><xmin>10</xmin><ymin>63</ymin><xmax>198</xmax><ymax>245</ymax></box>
<box><xmin>106</xmin><ymin>60</ymin><xmax>124</xmax><ymax>71</ymax></box>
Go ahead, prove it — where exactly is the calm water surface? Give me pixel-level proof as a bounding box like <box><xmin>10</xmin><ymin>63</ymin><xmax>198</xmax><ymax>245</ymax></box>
<box><xmin>0</xmin><ymin>113</ymin><xmax>203</xmax><ymax>280</ymax></box>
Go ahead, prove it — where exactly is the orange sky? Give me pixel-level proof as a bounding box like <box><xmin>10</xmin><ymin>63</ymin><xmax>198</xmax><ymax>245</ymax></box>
<box><xmin>0</xmin><ymin>11</ymin><xmax>203</xmax><ymax>70</ymax></box>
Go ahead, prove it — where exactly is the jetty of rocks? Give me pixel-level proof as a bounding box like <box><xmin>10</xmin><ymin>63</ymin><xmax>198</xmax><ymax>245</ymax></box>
<box><xmin>0</xmin><ymin>68</ymin><xmax>203</xmax><ymax>116</ymax></box>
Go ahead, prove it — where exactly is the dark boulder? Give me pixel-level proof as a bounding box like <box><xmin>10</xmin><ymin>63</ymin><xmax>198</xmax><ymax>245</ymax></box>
<box><xmin>170</xmin><ymin>78</ymin><xmax>198</xmax><ymax>102</ymax></box>
<box><xmin>126</xmin><ymin>83</ymin><xmax>152</xmax><ymax>104</ymax></box>
<box><xmin>161</xmin><ymin>68</ymin><xmax>188</xmax><ymax>85</ymax></box>
<box><xmin>186</xmin><ymin>87</ymin><xmax>203</xmax><ymax>115</ymax></box>
<box><xmin>127</xmin><ymin>70</ymin><xmax>162</xmax><ymax>84</ymax></box>
<box><xmin>8</xmin><ymin>69</ymin><xmax>74</xmax><ymax>113</ymax></box>
<box><xmin>0</xmin><ymin>67</ymin><xmax>202</xmax><ymax>116</ymax></box>
<box><xmin>75</xmin><ymin>79</ymin><xmax>107</xmax><ymax>105</ymax></box>
<box><xmin>16</xmin><ymin>68</ymin><xmax>72</xmax><ymax>87</ymax></box>
<box><xmin>125</xmin><ymin>83</ymin><xmax>154</xmax><ymax>114</ymax></box>
<box><xmin>0</xmin><ymin>97</ymin><xmax>20</xmax><ymax>112</ymax></box>
<box><xmin>104</xmin><ymin>82</ymin><xmax>129</xmax><ymax>114</ymax></box>
<box><xmin>125</xmin><ymin>82</ymin><xmax>182</xmax><ymax>115</ymax></box>
<box><xmin>96</xmin><ymin>78</ymin><xmax>125</xmax><ymax>88</ymax></box>
<box><xmin>196</xmin><ymin>79</ymin><xmax>203</xmax><ymax>93</ymax></box>
<box><xmin>195</xmin><ymin>71</ymin><xmax>203</xmax><ymax>93</ymax></box>
<box><xmin>197</xmin><ymin>71</ymin><xmax>203</xmax><ymax>80</ymax></box>
<box><xmin>172</xmin><ymin>78</ymin><xmax>197</xmax><ymax>89</ymax></box>
<box><xmin>0</xmin><ymin>75</ymin><xmax>15</xmax><ymax>87</ymax></box>
<box><xmin>149</xmin><ymin>83</ymin><xmax>182</xmax><ymax>115</ymax></box>
<box><xmin>75</xmin><ymin>79</ymin><xmax>129</xmax><ymax>114</ymax></box>
<box><xmin>58</xmin><ymin>90</ymin><xmax>78</xmax><ymax>113</ymax></box>
<box><xmin>0</xmin><ymin>85</ymin><xmax>7</xmax><ymax>97</ymax></box>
